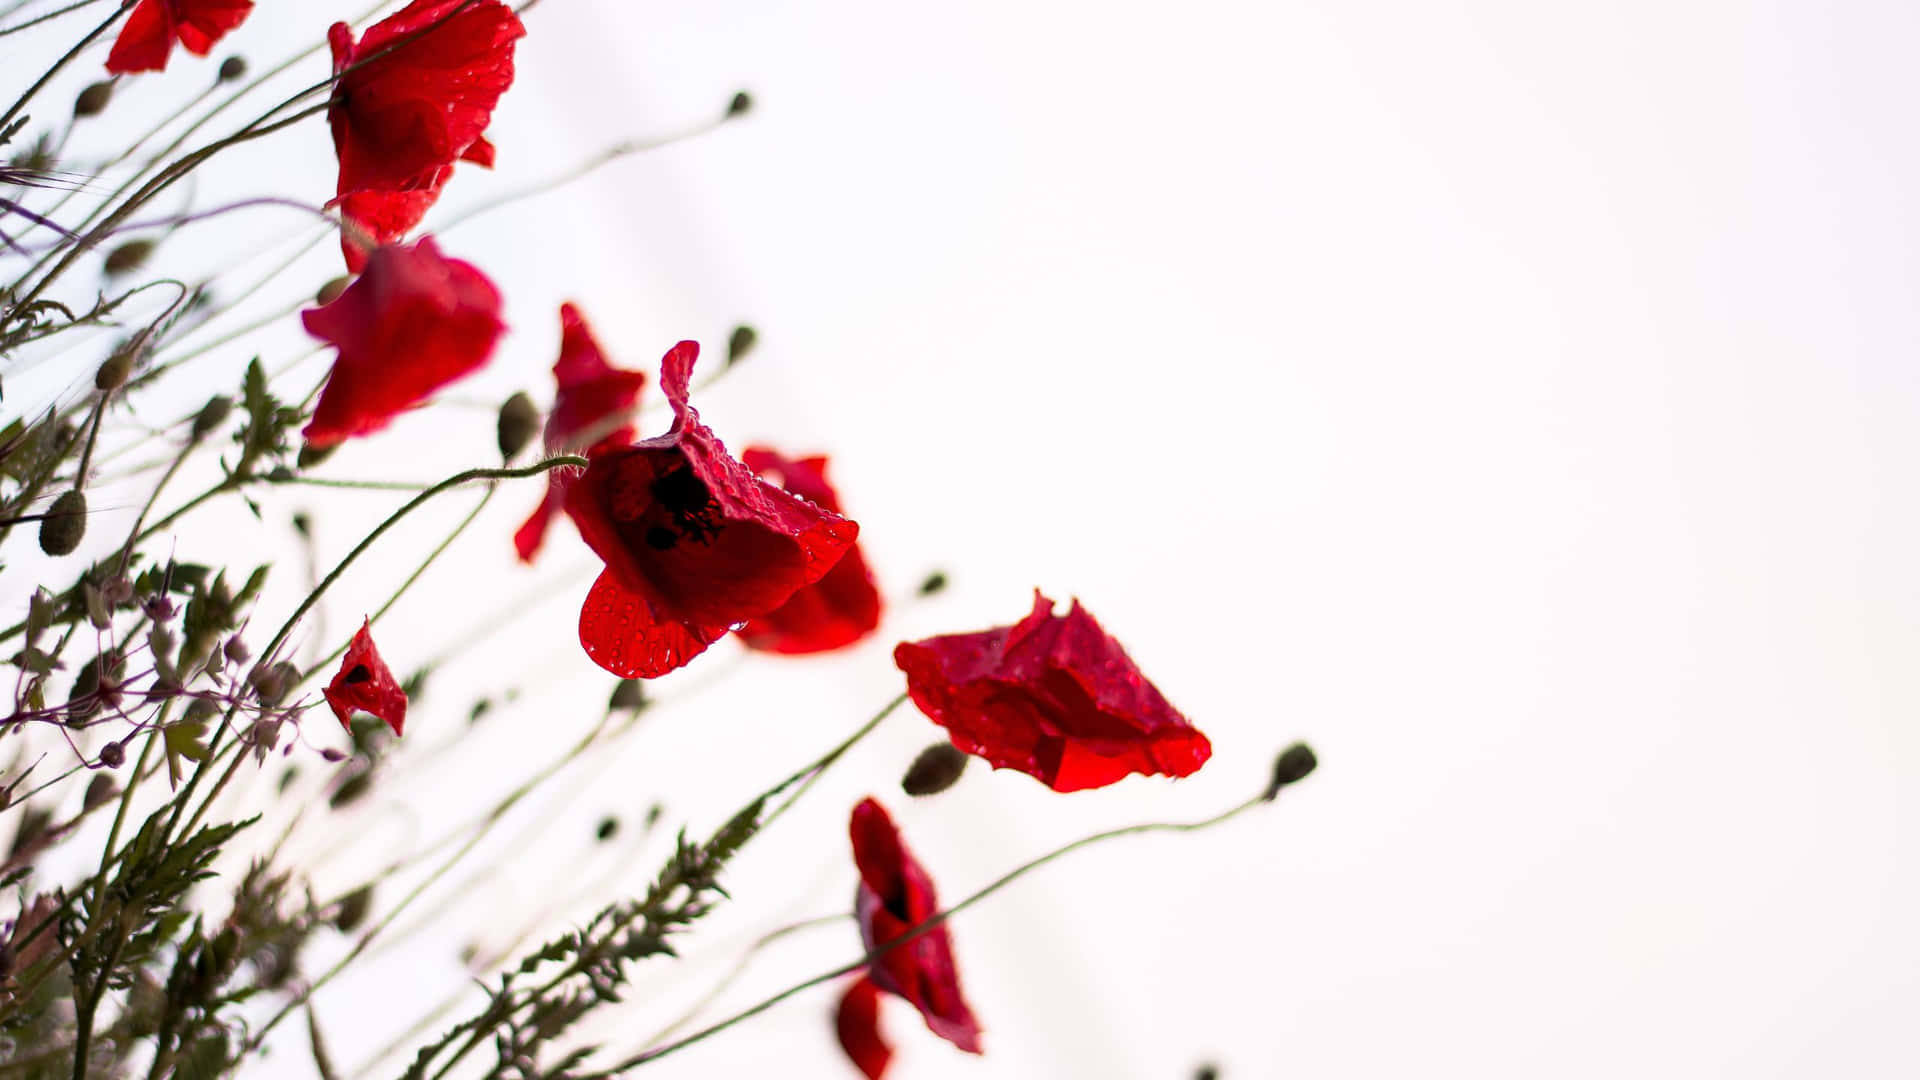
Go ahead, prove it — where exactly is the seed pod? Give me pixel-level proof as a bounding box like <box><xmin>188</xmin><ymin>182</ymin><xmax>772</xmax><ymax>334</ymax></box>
<box><xmin>103</xmin><ymin>239</ymin><xmax>155</xmax><ymax>277</ymax></box>
<box><xmin>217</xmin><ymin>55</ymin><xmax>247</xmax><ymax>82</ymax></box>
<box><xmin>315</xmin><ymin>275</ymin><xmax>351</xmax><ymax>307</ymax></box>
<box><xmin>190</xmin><ymin>395</ymin><xmax>232</xmax><ymax>441</ymax></box>
<box><xmin>496</xmin><ymin>392</ymin><xmax>539</xmax><ymax>460</ymax></box>
<box><xmin>97</xmin><ymin>741</ymin><xmax>125</xmax><ymax>769</ymax></box>
<box><xmin>38</xmin><ymin>489</ymin><xmax>86</xmax><ymax>556</ymax></box>
<box><xmin>726</xmin><ymin>324</ymin><xmax>757</xmax><ymax>366</ymax></box>
<box><xmin>1262</xmin><ymin>742</ymin><xmax>1318</xmax><ymax>800</ymax></box>
<box><xmin>901</xmin><ymin>742</ymin><xmax>968</xmax><ymax>797</ymax></box>
<box><xmin>95</xmin><ymin>347</ymin><xmax>135</xmax><ymax>390</ymax></box>
<box><xmin>73</xmin><ymin>81</ymin><xmax>112</xmax><ymax>118</ymax></box>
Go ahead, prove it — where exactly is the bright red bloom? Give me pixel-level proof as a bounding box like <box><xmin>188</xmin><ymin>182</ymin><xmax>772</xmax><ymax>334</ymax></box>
<box><xmin>834</xmin><ymin>797</ymin><xmax>981</xmax><ymax>1079</ymax></box>
<box><xmin>514</xmin><ymin>304</ymin><xmax>650</xmax><ymax>563</ymax></box>
<box><xmin>323</xmin><ymin>621</ymin><xmax>407</xmax><ymax>736</ymax></box>
<box><xmin>893</xmin><ymin>591</ymin><xmax>1212</xmax><ymax>792</ymax></box>
<box><xmin>327</xmin><ymin>0</ymin><xmax>524</xmax><ymax>270</ymax></box>
<box><xmin>733</xmin><ymin>448</ymin><xmax>882</xmax><ymax>654</ymax></box>
<box><xmin>300</xmin><ymin>236</ymin><xmax>505</xmax><ymax>448</ymax></box>
<box><xmin>104</xmin><ymin>0</ymin><xmax>253</xmax><ymax>75</ymax></box>
<box><xmin>560</xmin><ymin>341</ymin><xmax>858</xmax><ymax>678</ymax></box>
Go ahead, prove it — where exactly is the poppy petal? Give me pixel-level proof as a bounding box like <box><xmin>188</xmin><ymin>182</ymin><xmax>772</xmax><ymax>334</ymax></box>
<box><xmin>104</xmin><ymin>0</ymin><xmax>175</xmax><ymax>74</ymax></box>
<box><xmin>834</xmin><ymin>978</ymin><xmax>893</xmax><ymax>1080</ymax></box>
<box><xmin>322</xmin><ymin>620</ymin><xmax>408</xmax><ymax>736</ymax></box>
<box><xmin>577</xmin><ymin>568</ymin><xmax>731</xmax><ymax>679</ymax></box>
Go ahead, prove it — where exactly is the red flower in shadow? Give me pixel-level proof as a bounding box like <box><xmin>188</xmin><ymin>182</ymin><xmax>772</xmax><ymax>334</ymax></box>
<box><xmin>834</xmin><ymin>797</ymin><xmax>982</xmax><ymax>1079</ymax></box>
<box><xmin>300</xmin><ymin>236</ymin><xmax>504</xmax><ymax>449</ymax></box>
<box><xmin>514</xmin><ymin>303</ymin><xmax>649</xmax><ymax>563</ymax></box>
<box><xmin>327</xmin><ymin>0</ymin><xmax>524</xmax><ymax>270</ymax></box>
<box><xmin>733</xmin><ymin>448</ymin><xmax>882</xmax><ymax>654</ymax></box>
<box><xmin>560</xmin><ymin>342</ymin><xmax>858</xmax><ymax>678</ymax></box>
<box><xmin>893</xmin><ymin>591</ymin><xmax>1212</xmax><ymax>792</ymax></box>
<box><xmin>105</xmin><ymin>0</ymin><xmax>253</xmax><ymax>75</ymax></box>
<box><xmin>323</xmin><ymin>621</ymin><xmax>407</xmax><ymax>736</ymax></box>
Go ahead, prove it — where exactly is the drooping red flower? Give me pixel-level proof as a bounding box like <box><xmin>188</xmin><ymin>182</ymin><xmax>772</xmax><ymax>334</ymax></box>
<box><xmin>560</xmin><ymin>341</ymin><xmax>859</xmax><ymax>678</ymax></box>
<box><xmin>893</xmin><ymin>591</ymin><xmax>1212</xmax><ymax>792</ymax></box>
<box><xmin>733</xmin><ymin>448</ymin><xmax>883</xmax><ymax>654</ymax></box>
<box><xmin>327</xmin><ymin>0</ymin><xmax>524</xmax><ymax>270</ymax></box>
<box><xmin>514</xmin><ymin>303</ymin><xmax>650</xmax><ymax>563</ymax></box>
<box><xmin>300</xmin><ymin>235</ymin><xmax>505</xmax><ymax>448</ymax></box>
<box><xmin>323</xmin><ymin>621</ymin><xmax>407</xmax><ymax>736</ymax></box>
<box><xmin>834</xmin><ymin>797</ymin><xmax>981</xmax><ymax>1079</ymax></box>
<box><xmin>104</xmin><ymin>0</ymin><xmax>253</xmax><ymax>75</ymax></box>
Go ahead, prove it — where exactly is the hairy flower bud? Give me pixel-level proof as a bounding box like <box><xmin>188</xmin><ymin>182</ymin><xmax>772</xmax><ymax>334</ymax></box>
<box><xmin>38</xmin><ymin>489</ymin><xmax>86</xmax><ymax>556</ymax></box>
<box><xmin>218</xmin><ymin>55</ymin><xmax>247</xmax><ymax>82</ymax></box>
<box><xmin>1262</xmin><ymin>741</ymin><xmax>1318</xmax><ymax>800</ymax></box>
<box><xmin>726</xmin><ymin>324</ymin><xmax>757</xmax><ymax>367</ymax></box>
<box><xmin>73</xmin><ymin>81</ymin><xmax>112</xmax><ymax>118</ymax></box>
<box><xmin>190</xmin><ymin>395</ymin><xmax>232</xmax><ymax>441</ymax></box>
<box><xmin>496</xmin><ymin>391</ymin><xmax>539</xmax><ymax>460</ymax></box>
<box><xmin>901</xmin><ymin>742</ymin><xmax>969</xmax><ymax>797</ymax></box>
<box><xmin>95</xmin><ymin>347</ymin><xmax>135</xmax><ymax>391</ymax></box>
<box><xmin>97</xmin><ymin>741</ymin><xmax>126</xmax><ymax>769</ymax></box>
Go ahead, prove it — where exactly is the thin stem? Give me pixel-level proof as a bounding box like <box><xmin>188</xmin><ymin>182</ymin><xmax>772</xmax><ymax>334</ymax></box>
<box><xmin>0</xmin><ymin>3</ymin><xmax>122</xmax><ymax>135</ymax></box>
<box><xmin>642</xmin><ymin>915</ymin><xmax>850</xmax><ymax>1049</ymax></box>
<box><xmin>0</xmin><ymin>0</ymin><xmax>108</xmax><ymax>38</ymax></box>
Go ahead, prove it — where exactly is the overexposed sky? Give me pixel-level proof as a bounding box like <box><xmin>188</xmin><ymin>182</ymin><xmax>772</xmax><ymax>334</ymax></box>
<box><xmin>8</xmin><ymin>1</ymin><xmax>1920</xmax><ymax>1077</ymax></box>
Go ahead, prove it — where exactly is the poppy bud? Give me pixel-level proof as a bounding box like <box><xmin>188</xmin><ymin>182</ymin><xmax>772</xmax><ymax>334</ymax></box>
<box><xmin>97</xmin><ymin>740</ymin><xmax>125</xmax><ymax>769</ymax></box>
<box><xmin>38</xmin><ymin>489</ymin><xmax>86</xmax><ymax>556</ymax></box>
<box><xmin>85</xmin><ymin>773</ymin><xmax>117</xmax><ymax>808</ymax></box>
<box><xmin>218</xmin><ymin>56</ymin><xmax>247</xmax><ymax>82</ymax></box>
<box><xmin>726</xmin><ymin>324</ymin><xmax>757</xmax><ymax>367</ymax></box>
<box><xmin>73</xmin><ymin>81</ymin><xmax>112</xmax><ymax>118</ymax></box>
<box><xmin>329</xmin><ymin>769</ymin><xmax>372</xmax><ymax>809</ymax></box>
<box><xmin>1195</xmin><ymin>1067</ymin><xmax>1220</xmax><ymax>1080</ymax></box>
<box><xmin>918</xmin><ymin>570</ymin><xmax>949</xmax><ymax>596</ymax></box>
<box><xmin>1262</xmin><ymin>742</ymin><xmax>1317</xmax><ymax>801</ymax></box>
<box><xmin>315</xmin><ymin>275</ymin><xmax>351</xmax><ymax>307</ymax></box>
<box><xmin>595</xmin><ymin>816</ymin><xmax>618</xmax><ymax>842</ymax></box>
<box><xmin>222</xmin><ymin>635</ymin><xmax>249</xmax><ymax>665</ymax></box>
<box><xmin>96</xmin><ymin>347</ymin><xmax>135</xmax><ymax>391</ymax></box>
<box><xmin>901</xmin><ymin>742</ymin><xmax>968</xmax><ymax>797</ymax></box>
<box><xmin>298</xmin><ymin>442</ymin><xmax>336</xmax><ymax>469</ymax></box>
<box><xmin>103</xmin><ymin>239</ymin><xmax>155</xmax><ymax>277</ymax></box>
<box><xmin>496</xmin><ymin>391</ymin><xmax>539</xmax><ymax>460</ymax></box>
<box><xmin>333</xmin><ymin>885</ymin><xmax>373</xmax><ymax>933</ymax></box>
<box><xmin>727</xmin><ymin>90</ymin><xmax>753</xmax><ymax>117</ymax></box>
<box><xmin>608</xmin><ymin>678</ymin><xmax>645</xmax><ymax>713</ymax></box>
<box><xmin>190</xmin><ymin>395</ymin><xmax>231</xmax><ymax>441</ymax></box>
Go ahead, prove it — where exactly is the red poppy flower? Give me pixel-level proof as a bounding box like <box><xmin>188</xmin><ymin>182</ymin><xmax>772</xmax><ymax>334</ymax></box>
<box><xmin>300</xmin><ymin>235</ymin><xmax>505</xmax><ymax>449</ymax></box>
<box><xmin>514</xmin><ymin>304</ymin><xmax>650</xmax><ymax>563</ymax></box>
<box><xmin>322</xmin><ymin>621</ymin><xmax>407</xmax><ymax>736</ymax></box>
<box><xmin>327</xmin><ymin>0</ymin><xmax>524</xmax><ymax>270</ymax></box>
<box><xmin>733</xmin><ymin>448</ymin><xmax>882</xmax><ymax>654</ymax></box>
<box><xmin>104</xmin><ymin>0</ymin><xmax>253</xmax><ymax>75</ymax></box>
<box><xmin>893</xmin><ymin>591</ymin><xmax>1212</xmax><ymax>792</ymax></box>
<box><xmin>835</xmin><ymin>797</ymin><xmax>982</xmax><ymax>1079</ymax></box>
<box><xmin>560</xmin><ymin>341</ymin><xmax>859</xmax><ymax>678</ymax></box>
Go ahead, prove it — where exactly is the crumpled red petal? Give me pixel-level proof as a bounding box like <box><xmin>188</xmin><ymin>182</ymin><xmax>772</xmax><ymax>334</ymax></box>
<box><xmin>893</xmin><ymin>590</ymin><xmax>1212</xmax><ymax>792</ymax></box>
<box><xmin>323</xmin><ymin>620</ymin><xmax>407</xmax><ymax>736</ymax></box>
<box><xmin>835</xmin><ymin>977</ymin><xmax>893</xmax><ymax>1080</ymax></box>
<box><xmin>848</xmin><ymin>798</ymin><xmax>983</xmax><ymax>1057</ymax></box>
<box><xmin>734</xmin><ymin>449</ymin><xmax>882</xmax><ymax>655</ymax></box>
<box><xmin>300</xmin><ymin>236</ymin><xmax>505</xmax><ymax>448</ymax></box>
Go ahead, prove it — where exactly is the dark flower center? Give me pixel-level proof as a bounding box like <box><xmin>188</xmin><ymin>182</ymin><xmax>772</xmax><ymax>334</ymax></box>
<box><xmin>344</xmin><ymin>664</ymin><xmax>372</xmax><ymax>685</ymax></box>
<box><xmin>643</xmin><ymin>465</ymin><xmax>722</xmax><ymax>550</ymax></box>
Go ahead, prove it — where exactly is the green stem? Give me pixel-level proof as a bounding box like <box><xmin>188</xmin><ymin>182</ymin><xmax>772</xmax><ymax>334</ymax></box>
<box><xmin>0</xmin><ymin>4</ymin><xmax>122</xmax><ymax>136</ymax></box>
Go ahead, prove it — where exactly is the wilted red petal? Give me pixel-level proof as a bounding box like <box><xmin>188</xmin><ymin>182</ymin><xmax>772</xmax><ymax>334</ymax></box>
<box><xmin>323</xmin><ymin>620</ymin><xmax>407</xmax><ymax>736</ymax></box>
<box><xmin>560</xmin><ymin>342</ymin><xmax>858</xmax><ymax>678</ymax></box>
<box><xmin>892</xmin><ymin>591</ymin><xmax>1211</xmax><ymax>792</ymax></box>
<box><xmin>848</xmin><ymin>798</ymin><xmax>983</xmax><ymax>1056</ymax></box>
<box><xmin>835</xmin><ymin>978</ymin><xmax>894</xmax><ymax>1080</ymax></box>
<box><xmin>301</xmin><ymin>236</ymin><xmax>504</xmax><ymax>448</ymax></box>
<box><xmin>735</xmin><ymin>449</ymin><xmax>883</xmax><ymax>655</ymax></box>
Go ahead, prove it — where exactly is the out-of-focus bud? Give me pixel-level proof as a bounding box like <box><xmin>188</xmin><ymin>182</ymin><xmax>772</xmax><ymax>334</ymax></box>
<box><xmin>918</xmin><ymin>570</ymin><xmax>949</xmax><ymax>596</ymax></box>
<box><xmin>595</xmin><ymin>816</ymin><xmax>618</xmax><ymax>842</ymax></box>
<box><xmin>496</xmin><ymin>391</ymin><xmax>539</xmax><ymax>460</ymax></box>
<box><xmin>190</xmin><ymin>395</ymin><xmax>232</xmax><ymax>442</ymax></box>
<box><xmin>1262</xmin><ymin>742</ymin><xmax>1317</xmax><ymax>801</ymax></box>
<box><xmin>727</xmin><ymin>90</ymin><xmax>753</xmax><ymax>117</ymax></box>
<box><xmin>38</xmin><ymin>489</ymin><xmax>86</xmax><ymax>556</ymax></box>
<box><xmin>319</xmin><ymin>748</ymin><xmax>346</xmax><ymax>763</ymax></box>
<box><xmin>26</xmin><ymin>589</ymin><xmax>54</xmax><ymax>648</ymax></box>
<box><xmin>82</xmin><ymin>582</ymin><xmax>112</xmax><ymax>629</ymax></box>
<box><xmin>103</xmin><ymin>239</ymin><xmax>155</xmax><ymax>278</ymax></box>
<box><xmin>333</xmin><ymin>885</ymin><xmax>373</xmax><ymax>933</ymax></box>
<box><xmin>85</xmin><ymin>772</ymin><xmax>118</xmax><ymax>808</ymax></box>
<box><xmin>248</xmin><ymin>662</ymin><xmax>291</xmax><ymax>705</ymax></box>
<box><xmin>726</xmin><ymin>324</ymin><xmax>757</xmax><ymax>367</ymax></box>
<box><xmin>901</xmin><ymin>742</ymin><xmax>968</xmax><ymax>797</ymax></box>
<box><xmin>74</xmin><ymin>81</ymin><xmax>112</xmax><ymax>118</ymax></box>
<box><xmin>223</xmin><ymin>635</ymin><xmax>249</xmax><ymax>665</ymax></box>
<box><xmin>315</xmin><ymin>275</ymin><xmax>351</xmax><ymax>307</ymax></box>
<box><xmin>1195</xmin><ymin>1066</ymin><xmax>1220</xmax><ymax>1080</ymax></box>
<box><xmin>329</xmin><ymin>769</ymin><xmax>372</xmax><ymax>809</ymax></box>
<box><xmin>298</xmin><ymin>442</ymin><xmax>335</xmax><ymax>470</ymax></box>
<box><xmin>608</xmin><ymin>679</ymin><xmax>645</xmax><ymax>713</ymax></box>
<box><xmin>291</xmin><ymin>512</ymin><xmax>311</xmax><ymax>538</ymax></box>
<box><xmin>149</xmin><ymin>624</ymin><xmax>175</xmax><ymax>664</ymax></box>
<box><xmin>218</xmin><ymin>55</ymin><xmax>247</xmax><ymax>82</ymax></box>
<box><xmin>95</xmin><ymin>347</ymin><xmax>135</xmax><ymax>391</ymax></box>
<box><xmin>97</xmin><ymin>741</ymin><xmax>126</xmax><ymax>769</ymax></box>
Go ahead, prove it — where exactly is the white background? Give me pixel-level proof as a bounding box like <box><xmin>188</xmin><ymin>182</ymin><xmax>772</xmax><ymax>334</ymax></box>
<box><xmin>6</xmin><ymin>1</ymin><xmax>1919</xmax><ymax>1077</ymax></box>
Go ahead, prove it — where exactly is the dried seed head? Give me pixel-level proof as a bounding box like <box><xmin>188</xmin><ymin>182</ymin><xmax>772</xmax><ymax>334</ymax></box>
<box><xmin>496</xmin><ymin>391</ymin><xmax>539</xmax><ymax>460</ymax></box>
<box><xmin>1262</xmin><ymin>742</ymin><xmax>1318</xmax><ymax>801</ymax></box>
<box><xmin>73</xmin><ymin>81</ymin><xmax>112</xmax><ymax>118</ymax></box>
<box><xmin>103</xmin><ymin>239</ymin><xmax>155</xmax><ymax>278</ymax></box>
<box><xmin>97</xmin><ymin>741</ymin><xmax>125</xmax><ymax>769</ymax></box>
<box><xmin>726</xmin><ymin>324</ymin><xmax>757</xmax><ymax>367</ymax></box>
<box><xmin>218</xmin><ymin>55</ymin><xmax>247</xmax><ymax>82</ymax></box>
<box><xmin>38</xmin><ymin>489</ymin><xmax>86</xmax><ymax>556</ymax></box>
<box><xmin>190</xmin><ymin>395</ymin><xmax>232</xmax><ymax>441</ymax></box>
<box><xmin>901</xmin><ymin>742</ymin><xmax>969</xmax><ymax>797</ymax></box>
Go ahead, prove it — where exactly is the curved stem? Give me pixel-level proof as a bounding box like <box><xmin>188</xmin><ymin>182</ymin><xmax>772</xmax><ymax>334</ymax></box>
<box><xmin>0</xmin><ymin>3</ymin><xmax>121</xmax><ymax>135</ymax></box>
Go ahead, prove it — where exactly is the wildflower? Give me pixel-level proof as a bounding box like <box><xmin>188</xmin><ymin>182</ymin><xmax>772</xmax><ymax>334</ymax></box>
<box><xmin>733</xmin><ymin>448</ymin><xmax>882</xmax><ymax>654</ymax></box>
<box><xmin>300</xmin><ymin>236</ymin><xmax>505</xmax><ymax>448</ymax></box>
<box><xmin>893</xmin><ymin>590</ymin><xmax>1212</xmax><ymax>792</ymax></box>
<box><xmin>327</xmin><ymin>0</ymin><xmax>525</xmax><ymax>269</ymax></box>
<box><xmin>514</xmin><ymin>304</ymin><xmax>650</xmax><ymax>562</ymax></box>
<box><xmin>104</xmin><ymin>0</ymin><xmax>253</xmax><ymax>76</ymax></box>
<box><xmin>561</xmin><ymin>341</ymin><xmax>858</xmax><ymax>678</ymax></box>
<box><xmin>835</xmin><ymin>797</ymin><xmax>982</xmax><ymax>1079</ymax></box>
<box><xmin>323</xmin><ymin>620</ymin><xmax>407</xmax><ymax>737</ymax></box>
